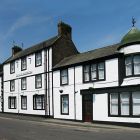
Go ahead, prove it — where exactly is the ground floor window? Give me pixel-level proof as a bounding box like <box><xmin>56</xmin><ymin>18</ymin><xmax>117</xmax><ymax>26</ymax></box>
<box><xmin>33</xmin><ymin>95</ymin><xmax>44</xmax><ymax>110</ymax></box>
<box><xmin>8</xmin><ymin>96</ymin><xmax>16</xmax><ymax>109</ymax></box>
<box><xmin>21</xmin><ymin>96</ymin><xmax>27</xmax><ymax>110</ymax></box>
<box><xmin>61</xmin><ymin>94</ymin><xmax>69</xmax><ymax>115</ymax></box>
<box><xmin>109</xmin><ymin>91</ymin><xmax>140</xmax><ymax>116</ymax></box>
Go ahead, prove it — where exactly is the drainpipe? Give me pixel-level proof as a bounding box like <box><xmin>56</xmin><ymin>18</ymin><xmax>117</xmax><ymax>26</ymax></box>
<box><xmin>74</xmin><ymin>66</ymin><xmax>76</xmax><ymax>120</ymax></box>
<box><xmin>45</xmin><ymin>48</ymin><xmax>48</xmax><ymax>118</ymax></box>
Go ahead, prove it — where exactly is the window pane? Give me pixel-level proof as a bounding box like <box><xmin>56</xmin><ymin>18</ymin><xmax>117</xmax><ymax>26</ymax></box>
<box><xmin>34</xmin><ymin>95</ymin><xmax>44</xmax><ymax>110</ymax></box>
<box><xmin>36</xmin><ymin>52</ymin><xmax>42</xmax><ymax>66</ymax></box>
<box><xmin>61</xmin><ymin>69</ymin><xmax>68</xmax><ymax>85</ymax></box>
<box><xmin>91</xmin><ymin>64</ymin><xmax>97</xmax><ymax>80</ymax></box>
<box><xmin>134</xmin><ymin>55</ymin><xmax>140</xmax><ymax>75</ymax></box>
<box><xmin>10</xmin><ymin>62</ymin><xmax>15</xmax><ymax>73</ymax></box>
<box><xmin>84</xmin><ymin>65</ymin><xmax>90</xmax><ymax>82</ymax></box>
<box><xmin>36</xmin><ymin>75</ymin><xmax>42</xmax><ymax>88</ymax></box>
<box><xmin>110</xmin><ymin>93</ymin><xmax>118</xmax><ymax>115</ymax></box>
<box><xmin>125</xmin><ymin>56</ymin><xmax>132</xmax><ymax>76</ymax></box>
<box><xmin>21</xmin><ymin>58</ymin><xmax>26</xmax><ymax>70</ymax></box>
<box><xmin>9</xmin><ymin>97</ymin><xmax>16</xmax><ymax>109</ymax></box>
<box><xmin>132</xmin><ymin>92</ymin><xmax>140</xmax><ymax>115</ymax></box>
<box><xmin>98</xmin><ymin>63</ymin><xmax>105</xmax><ymax>80</ymax></box>
<box><xmin>120</xmin><ymin>92</ymin><xmax>130</xmax><ymax>115</ymax></box>
<box><xmin>21</xmin><ymin>96</ymin><xmax>27</xmax><ymax>109</ymax></box>
<box><xmin>61</xmin><ymin>95</ymin><xmax>69</xmax><ymax>114</ymax></box>
<box><xmin>10</xmin><ymin>80</ymin><xmax>15</xmax><ymax>91</ymax></box>
<box><xmin>21</xmin><ymin>78</ymin><xmax>26</xmax><ymax>90</ymax></box>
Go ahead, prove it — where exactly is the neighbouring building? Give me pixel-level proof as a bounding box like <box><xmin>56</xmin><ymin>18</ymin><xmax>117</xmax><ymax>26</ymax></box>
<box><xmin>3</xmin><ymin>22</ymin><xmax>78</xmax><ymax>116</ymax></box>
<box><xmin>53</xmin><ymin>25</ymin><xmax>140</xmax><ymax>124</ymax></box>
<box><xmin>0</xmin><ymin>64</ymin><xmax>3</xmax><ymax>112</ymax></box>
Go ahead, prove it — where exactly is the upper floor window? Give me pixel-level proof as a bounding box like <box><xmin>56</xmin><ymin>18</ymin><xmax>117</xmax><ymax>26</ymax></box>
<box><xmin>21</xmin><ymin>57</ymin><xmax>27</xmax><ymax>71</ymax></box>
<box><xmin>125</xmin><ymin>55</ymin><xmax>140</xmax><ymax>77</ymax></box>
<box><xmin>21</xmin><ymin>77</ymin><xmax>27</xmax><ymax>90</ymax></box>
<box><xmin>10</xmin><ymin>80</ymin><xmax>15</xmax><ymax>91</ymax></box>
<box><xmin>83</xmin><ymin>62</ymin><xmax>105</xmax><ymax>82</ymax></box>
<box><xmin>10</xmin><ymin>61</ymin><xmax>15</xmax><ymax>74</ymax></box>
<box><xmin>35</xmin><ymin>52</ymin><xmax>42</xmax><ymax>67</ymax></box>
<box><xmin>60</xmin><ymin>69</ymin><xmax>68</xmax><ymax>85</ymax></box>
<box><xmin>35</xmin><ymin>74</ymin><xmax>42</xmax><ymax>89</ymax></box>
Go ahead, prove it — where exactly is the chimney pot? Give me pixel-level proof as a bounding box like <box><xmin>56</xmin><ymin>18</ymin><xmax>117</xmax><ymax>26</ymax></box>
<box><xmin>58</xmin><ymin>21</ymin><xmax>72</xmax><ymax>39</ymax></box>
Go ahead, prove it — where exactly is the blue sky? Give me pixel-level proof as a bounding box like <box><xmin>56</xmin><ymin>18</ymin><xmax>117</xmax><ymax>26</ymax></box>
<box><xmin>0</xmin><ymin>0</ymin><xmax>140</xmax><ymax>63</ymax></box>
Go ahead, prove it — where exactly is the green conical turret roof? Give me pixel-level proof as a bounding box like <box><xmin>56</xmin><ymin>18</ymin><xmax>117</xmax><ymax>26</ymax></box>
<box><xmin>120</xmin><ymin>27</ymin><xmax>140</xmax><ymax>46</ymax></box>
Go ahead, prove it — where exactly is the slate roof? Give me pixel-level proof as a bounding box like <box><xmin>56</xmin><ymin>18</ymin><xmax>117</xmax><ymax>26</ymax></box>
<box><xmin>53</xmin><ymin>43</ymin><xmax>120</xmax><ymax>69</ymax></box>
<box><xmin>0</xmin><ymin>64</ymin><xmax>3</xmax><ymax>75</ymax></box>
<box><xmin>4</xmin><ymin>36</ymin><xmax>59</xmax><ymax>64</ymax></box>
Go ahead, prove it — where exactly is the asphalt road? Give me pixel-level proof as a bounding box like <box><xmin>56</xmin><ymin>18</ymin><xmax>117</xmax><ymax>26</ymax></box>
<box><xmin>0</xmin><ymin>117</ymin><xmax>140</xmax><ymax>140</ymax></box>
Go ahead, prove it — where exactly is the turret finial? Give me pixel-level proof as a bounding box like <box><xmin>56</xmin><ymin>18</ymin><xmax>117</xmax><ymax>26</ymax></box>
<box><xmin>132</xmin><ymin>17</ymin><xmax>136</xmax><ymax>27</ymax></box>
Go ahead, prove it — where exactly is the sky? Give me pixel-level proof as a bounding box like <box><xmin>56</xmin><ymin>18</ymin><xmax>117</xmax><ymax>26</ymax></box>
<box><xmin>0</xmin><ymin>0</ymin><xmax>140</xmax><ymax>63</ymax></box>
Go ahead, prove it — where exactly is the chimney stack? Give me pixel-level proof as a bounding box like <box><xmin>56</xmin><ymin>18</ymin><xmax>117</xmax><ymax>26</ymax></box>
<box><xmin>12</xmin><ymin>46</ymin><xmax>22</xmax><ymax>56</ymax></box>
<box><xmin>58</xmin><ymin>21</ymin><xmax>72</xmax><ymax>40</ymax></box>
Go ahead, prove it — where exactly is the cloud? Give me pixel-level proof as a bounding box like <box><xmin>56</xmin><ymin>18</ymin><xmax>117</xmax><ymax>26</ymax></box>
<box><xmin>1</xmin><ymin>15</ymin><xmax>54</xmax><ymax>42</ymax></box>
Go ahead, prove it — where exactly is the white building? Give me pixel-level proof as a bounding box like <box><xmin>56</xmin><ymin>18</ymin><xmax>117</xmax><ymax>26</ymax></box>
<box><xmin>2</xmin><ymin>21</ymin><xmax>140</xmax><ymax>125</ymax></box>
<box><xmin>0</xmin><ymin>64</ymin><xmax>3</xmax><ymax>112</ymax></box>
<box><xmin>3</xmin><ymin>22</ymin><xmax>78</xmax><ymax>116</ymax></box>
<box><xmin>53</xmin><ymin>26</ymin><xmax>140</xmax><ymax>124</ymax></box>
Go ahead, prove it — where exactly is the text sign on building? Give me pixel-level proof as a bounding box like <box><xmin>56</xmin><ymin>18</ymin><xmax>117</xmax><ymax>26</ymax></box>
<box><xmin>16</xmin><ymin>71</ymin><xmax>33</xmax><ymax>78</ymax></box>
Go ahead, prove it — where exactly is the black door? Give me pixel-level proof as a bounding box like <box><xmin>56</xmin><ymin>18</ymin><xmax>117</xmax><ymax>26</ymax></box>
<box><xmin>82</xmin><ymin>94</ymin><xmax>93</xmax><ymax>122</ymax></box>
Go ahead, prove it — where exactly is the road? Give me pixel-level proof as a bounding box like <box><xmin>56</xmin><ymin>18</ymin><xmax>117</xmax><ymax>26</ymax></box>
<box><xmin>0</xmin><ymin>117</ymin><xmax>140</xmax><ymax>140</ymax></box>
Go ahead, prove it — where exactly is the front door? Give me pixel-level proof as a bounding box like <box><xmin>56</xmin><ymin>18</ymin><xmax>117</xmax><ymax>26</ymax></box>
<box><xmin>82</xmin><ymin>94</ymin><xmax>93</xmax><ymax>122</ymax></box>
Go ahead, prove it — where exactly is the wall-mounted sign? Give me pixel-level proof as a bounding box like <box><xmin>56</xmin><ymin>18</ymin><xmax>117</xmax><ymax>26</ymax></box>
<box><xmin>16</xmin><ymin>71</ymin><xmax>32</xmax><ymax>78</ymax></box>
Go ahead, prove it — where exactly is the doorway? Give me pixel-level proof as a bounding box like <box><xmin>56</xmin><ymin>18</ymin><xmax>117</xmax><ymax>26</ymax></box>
<box><xmin>82</xmin><ymin>94</ymin><xmax>93</xmax><ymax>122</ymax></box>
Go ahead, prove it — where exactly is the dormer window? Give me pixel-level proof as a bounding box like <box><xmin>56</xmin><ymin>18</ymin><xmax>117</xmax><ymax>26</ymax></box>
<box><xmin>10</xmin><ymin>61</ymin><xmax>15</xmax><ymax>74</ymax></box>
<box><xmin>35</xmin><ymin>51</ymin><xmax>42</xmax><ymax>67</ymax></box>
<box><xmin>125</xmin><ymin>54</ymin><xmax>140</xmax><ymax>77</ymax></box>
<box><xmin>21</xmin><ymin>57</ymin><xmax>27</xmax><ymax>71</ymax></box>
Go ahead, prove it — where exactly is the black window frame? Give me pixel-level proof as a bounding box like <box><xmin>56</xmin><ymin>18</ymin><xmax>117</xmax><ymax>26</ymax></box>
<box><xmin>21</xmin><ymin>96</ymin><xmax>27</xmax><ymax>110</ymax></box>
<box><xmin>83</xmin><ymin>61</ymin><xmax>105</xmax><ymax>83</ymax></box>
<box><xmin>35</xmin><ymin>51</ymin><xmax>42</xmax><ymax>67</ymax></box>
<box><xmin>21</xmin><ymin>77</ymin><xmax>27</xmax><ymax>90</ymax></box>
<box><xmin>60</xmin><ymin>69</ymin><xmax>69</xmax><ymax>86</ymax></box>
<box><xmin>8</xmin><ymin>96</ymin><xmax>16</xmax><ymax>109</ymax></box>
<box><xmin>35</xmin><ymin>74</ymin><xmax>42</xmax><ymax>89</ymax></box>
<box><xmin>21</xmin><ymin>57</ymin><xmax>27</xmax><ymax>71</ymax></box>
<box><xmin>33</xmin><ymin>95</ymin><xmax>45</xmax><ymax>110</ymax></box>
<box><xmin>10</xmin><ymin>61</ymin><xmax>15</xmax><ymax>74</ymax></box>
<box><xmin>108</xmin><ymin>92</ymin><xmax>140</xmax><ymax>117</ymax></box>
<box><xmin>10</xmin><ymin>80</ymin><xmax>15</xmax><ymax>92</ymax></box>
<box><xmin>125</xmin><ymin>54</ymin><xmax>140</xmax><ymax>77</ymax></box>
<box><xmin>60</xmin><ymin>94</ymin><xmax>69</xmax><ymax>115</ymax></box>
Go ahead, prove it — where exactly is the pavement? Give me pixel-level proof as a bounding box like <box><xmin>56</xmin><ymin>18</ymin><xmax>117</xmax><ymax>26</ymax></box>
<box><xmin>0</xmin><ymin>112</ymin><xmax>139</xmax><ymax>131</ymax></box>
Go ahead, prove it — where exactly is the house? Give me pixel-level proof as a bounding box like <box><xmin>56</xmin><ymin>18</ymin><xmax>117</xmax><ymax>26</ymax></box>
<box><xmin>0</xmin><ymin>64</ymin><xmax>3</xmax><ymax>112</ymax></box>
<box><xmin>53</xmin><ymin>25</ymin><xmax>140</xmax><ymax>124</ymax></box>
<box><xmin>2</xmin><ymin>20</ymin><xmax>140</xmax><ymax>125</ymax></box>
<box><xmin>3</xmin><ymin>22</ymin><xmax>78</xmax><ymax>116</ymax></box>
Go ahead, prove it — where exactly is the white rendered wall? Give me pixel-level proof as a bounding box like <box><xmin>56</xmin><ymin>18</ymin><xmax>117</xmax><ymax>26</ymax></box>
<box><xmin>53</xmin><ymin>58</ymin><xmax>119</xmax><ymax>120</ymax></box>
<box><xmin>0</xmin><ymin>77</ymin><xmax>2</xmax><ymax>112</ymax></box>
<box><xmin>93</xmin><ymin>93</ymin><xmax>140</xmax><ymax>123</ymax></box>
<box><xmin>120</xmin><ymin>44</ymin><xmax>140</xmax><ymax>86</ymax></box>
<box><xmin>3</xmin><ymin>48</ymin><xmax>53</xmax><ymax>116</ymax></box>
<box><xmin>120</xmin><ymin>44</ymin><xmax>140</xmax><ymax>55</ymax></box>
